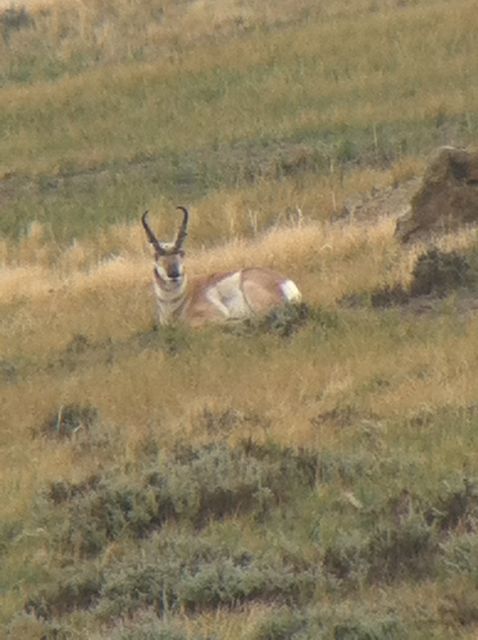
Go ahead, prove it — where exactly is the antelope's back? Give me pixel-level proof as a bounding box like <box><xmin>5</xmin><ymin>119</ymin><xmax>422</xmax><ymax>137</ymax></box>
<box><xmin>241</xmin><ymin>267</ymin><xmax>301</xmax><ymax>314</ymax></box>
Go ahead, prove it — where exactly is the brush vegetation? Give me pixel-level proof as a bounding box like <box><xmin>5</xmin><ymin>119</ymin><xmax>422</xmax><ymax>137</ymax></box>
<box><xmin>2</xmin><ymin>0</ymin><xmax>478</xmax><ymax>638</ymax></box>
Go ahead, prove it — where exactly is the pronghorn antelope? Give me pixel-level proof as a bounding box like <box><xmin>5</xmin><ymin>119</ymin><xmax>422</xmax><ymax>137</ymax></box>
<box><xmin>142</xmin><ymin>207</ymin><xmax>302</xmax><ymax>327</ymax></box>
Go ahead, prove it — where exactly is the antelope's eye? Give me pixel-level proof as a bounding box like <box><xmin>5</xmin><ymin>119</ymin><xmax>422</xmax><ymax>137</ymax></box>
<box><xmin>178</xmin><ymin>249</ymin><xmax>185</xmax><ymax>257</ymax></box>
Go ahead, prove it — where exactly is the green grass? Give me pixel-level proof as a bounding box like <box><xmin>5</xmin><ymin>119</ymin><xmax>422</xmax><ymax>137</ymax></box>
<box><xmin>0</xmin><ymin>0</ymin><xmax>477</xmax><ymax>242</ymax></box>
<box><xmin>3</xmin><ymin>0</ymin><xmax>478</xmax><ymax>638</ymax></box>
<box><xmin>2</xmin><ymin>111</ymin><xmax>477</xmax><ymax>243</ymax></box>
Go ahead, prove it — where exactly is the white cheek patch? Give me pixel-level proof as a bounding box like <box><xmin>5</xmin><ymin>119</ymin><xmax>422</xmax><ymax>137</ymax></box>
<box><xmin>280</xmin><ymin>279</ymin><xmax>302</xmax><ymax>302</ymax></box>
<box><xmin>155</xmin><ymin>265</ymin><xmax>168</xmax><ymax>281</ymax></box>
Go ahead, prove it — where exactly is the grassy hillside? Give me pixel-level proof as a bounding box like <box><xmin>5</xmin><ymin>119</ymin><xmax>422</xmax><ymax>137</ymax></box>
<box><xmin>0</xmin><ymin>0</ymin><xmax>477</xmax><ymax>242</ymax></box>
<box><xmin>2</xmin><ymin>0</ymin><xmax>478</xmax><ymax>638</ymax></box>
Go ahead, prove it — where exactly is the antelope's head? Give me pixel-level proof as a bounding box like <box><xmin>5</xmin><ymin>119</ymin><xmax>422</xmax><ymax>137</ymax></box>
<box><xmin>141</xmin><ymin>207</ymin><xmax>189</xmax><ymax>291</ymax></box>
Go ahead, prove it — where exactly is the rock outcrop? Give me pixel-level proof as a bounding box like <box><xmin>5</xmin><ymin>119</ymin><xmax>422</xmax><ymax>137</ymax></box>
<box><xmin>395</xmin><ymin>146</ymin><xmax>478</xmax><ymax>243</ymax></box>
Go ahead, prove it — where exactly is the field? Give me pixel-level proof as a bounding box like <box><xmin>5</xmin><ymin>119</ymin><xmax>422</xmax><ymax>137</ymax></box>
<box><xmin>2</xmin><ymin>0</ymin><xmax>478</xmax><ymax>638</ymax></box>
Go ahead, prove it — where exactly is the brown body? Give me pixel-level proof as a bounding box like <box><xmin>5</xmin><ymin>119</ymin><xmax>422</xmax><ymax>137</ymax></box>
<box><xmin>142</xmin><ymin>208</ymin><xmax>301</xmax><ymax>327</ymax></box>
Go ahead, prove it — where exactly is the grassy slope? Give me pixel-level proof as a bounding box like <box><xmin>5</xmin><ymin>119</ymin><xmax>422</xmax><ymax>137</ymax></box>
<box><xmin>0</xmin><ymin>0</ymin><xmax>477</xmax><ymax>242</ymax></box>
<box><xmin>2</xmin><ymin>0</ymin><xmax>478</xmax><ymax>638</ymax></box>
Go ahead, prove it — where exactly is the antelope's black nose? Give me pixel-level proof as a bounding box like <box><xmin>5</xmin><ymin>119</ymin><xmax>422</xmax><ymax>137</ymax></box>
<box><xmin>168</xmin><ymin>266</ymin><xmax>181</xmax><ymax>279</ymax></box>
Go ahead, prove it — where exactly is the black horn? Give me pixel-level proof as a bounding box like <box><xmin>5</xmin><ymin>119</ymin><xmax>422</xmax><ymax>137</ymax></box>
<box><xmin>174</xmin><ymin>206</ymin><xmax>189</xmax><ymax>250</ymax></box>
<box><xmin>141</xmin><ymin>210</ymin><xmax>165</xmax><ymax>255</ymax></box>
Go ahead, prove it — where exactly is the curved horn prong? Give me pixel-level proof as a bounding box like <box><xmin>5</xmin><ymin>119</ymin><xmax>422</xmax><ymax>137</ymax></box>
<box><xmin>174</xmin><ymin>206</ymin><xmax>189</xmax><ymax>251</ymax></box>
<box><xmin>141</xmin><ymin>210</ymin><xmax>165</xmax><ymax>255</ymax></box>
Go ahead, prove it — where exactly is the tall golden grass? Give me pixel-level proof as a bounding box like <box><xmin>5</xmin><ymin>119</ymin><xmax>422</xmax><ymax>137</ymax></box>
<box><xmin>2</xmin><ymin>195</ymin><xmax>478</xmax><ymax>515</ymax></box>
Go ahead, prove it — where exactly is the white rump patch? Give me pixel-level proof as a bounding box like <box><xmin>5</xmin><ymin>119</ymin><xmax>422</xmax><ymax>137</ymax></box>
<box><xmin>280</xmin><ymin>279</ymin><xmax>302</xmax><ymax>302</ymax></box>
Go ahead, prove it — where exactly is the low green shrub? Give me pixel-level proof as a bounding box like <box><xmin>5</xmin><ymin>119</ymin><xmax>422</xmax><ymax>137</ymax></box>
<box><xmin>23</xmin><ymin>535</ymin><xmax>317</xmax><ymax>622</ymax></box>
<box><xmin>440</xmin><ymin>533</ymin><xmax>478</xmax><ymax>578</ymax></box>
<box><xmin>324</xmin><ymin>479</ymin><xmax>478</xmax><ymax>588</ymax></box>
<box><xmin>409</xmin><ymin>248</ymin><xmax>472</xmax><ymax>298</ymax></box>
<box><xmin>26</xmin><ymin>441</ymin><xmax>325</xmax><ymax>621</ymax></box>
<box><xmin>256</xmin><ymin>303</ymin><xmax>316</xmax><ymax>338</ymax></box>
<box><xmin>97</xmin><ymin>536</ymin><xmax>317</xmax><ymax>620</ymax></box>
<box><xmin>253</xmin><ymin>605</ymin><xmax>405</xmax><ymax>640</ymax></box>
<box><xmin>42</xmin><ymin>441</ymin><xmax>321</xmax><ymax>559</ymax></box>
<box><xmin>370</xmin><ymin>284</ymin><xmax>409</xmax><ymax>308</ymax></box>
<box><xmin>154</xmin><ymin>325</ymin><xmax>191</xmax><ymax>356</ymax></box>
<box><xmin>366</xmin><ymin>516</ymin><xmax>437</xmax><ymax>582</ymax></box>
<box><xmin>0</xmin><ymin>520</ymin><xmax>22</xmax><ymax>557</ymax></box>
<box><xmin>1</xmin><ymin>5</ymin><xmax>33</xmax><ymax>43</ymax></box>
<box><xmin>367</xmin><ymin>248</ymin><xmax>475</xmax><ymax>309</ymax></box>
<box><xmin>324</xmin><ymin>508</ymin><xmax>439</xmax><ymax>585</ymax></box>
<box><xmin>227</xmin><ymin>304</ymin><xmax>338</xmax><ymax>338</ymax></box>
<box><xmin>25</xmin><ymin>566</ymin><xmax>103</xmax><ymax>619</ymax></box>
<box><xmin>425</xmin><ymin>477</ymin><xmax>478</xmax><ymax>533</ymax></box>
<box><xmin>26</xmin><ymin>435</ymin><xmax>478</xmax><ymax>630</ymax></box>
<box><xmin>323</xmin><ymin>533</ymin><xmax>368</xmax><ymax>586</ymax></box>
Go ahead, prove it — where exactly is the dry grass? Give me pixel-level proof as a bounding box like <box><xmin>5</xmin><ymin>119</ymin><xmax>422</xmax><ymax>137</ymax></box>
<box><xmin>2</xmin><ymin>207</ymin><xmax>478</xmax><ymax>515</ymax></box>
